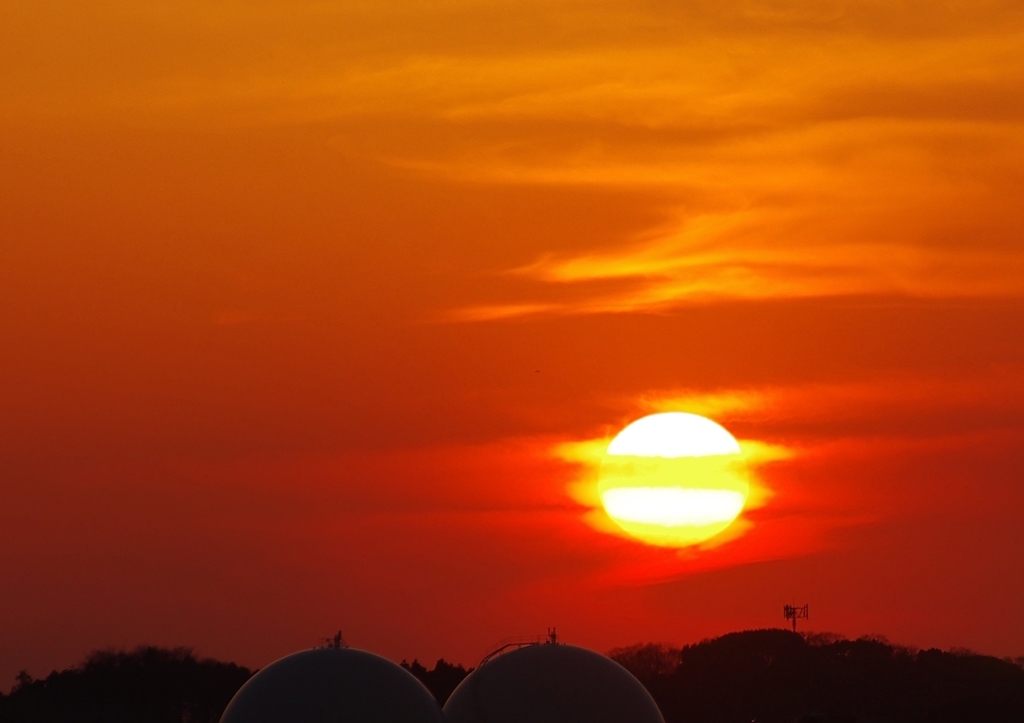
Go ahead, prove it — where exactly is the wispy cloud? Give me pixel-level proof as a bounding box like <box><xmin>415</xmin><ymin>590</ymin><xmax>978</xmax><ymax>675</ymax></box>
<box><xmin>450</xmin><ymin>225</ymin><xmax>1024</xmax><ymax>320</ymax></box>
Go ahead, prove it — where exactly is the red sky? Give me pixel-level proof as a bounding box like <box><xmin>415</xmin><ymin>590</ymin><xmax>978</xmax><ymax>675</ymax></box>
<box><xmin>3</xmin><ymin>0</ymin><xmax>1024</xmax><ymax>683</ymax></box>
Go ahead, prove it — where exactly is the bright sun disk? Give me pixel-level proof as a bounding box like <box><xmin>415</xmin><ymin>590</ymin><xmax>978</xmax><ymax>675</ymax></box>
<box><xmin>599</xmin><ymin>412</ymin><xmax>748</xmax><ymax>547</ymax></box>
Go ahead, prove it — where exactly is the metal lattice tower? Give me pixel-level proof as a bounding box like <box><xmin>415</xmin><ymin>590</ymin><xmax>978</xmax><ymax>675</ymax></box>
<box><xmin>783</xmin><ymin>604</ymin><xmax>809</xmax><ymax>632</ymax></box>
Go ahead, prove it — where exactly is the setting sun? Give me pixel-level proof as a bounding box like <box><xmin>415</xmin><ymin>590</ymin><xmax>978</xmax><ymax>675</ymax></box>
<box><xmin>4</xmin><ymin>0</ymin><xmax>1024</xmax><ymax>693</ymax></box>
<box><xmin>599</xmin><ymin>413</ymin><xmax>749</xmax><ymax>547</ymax></box>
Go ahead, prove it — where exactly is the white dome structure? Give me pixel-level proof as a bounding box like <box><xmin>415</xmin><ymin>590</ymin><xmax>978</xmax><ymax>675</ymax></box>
<box><xmin>443</xmin><ymin>644</ymin><xmax>665</xmax><ymax>723</ymax></box>
<box><xmin>219</xmin><ymin>648</ymin><xmax>444</xmax><ymax>723</ymax></box>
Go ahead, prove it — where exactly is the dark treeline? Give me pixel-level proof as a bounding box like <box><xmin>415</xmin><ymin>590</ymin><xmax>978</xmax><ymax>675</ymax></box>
<box><xmin>2</xmin><ymin>632</ymin><xmax>1023</xmax><ymax>722</ymax></box>
<box><xmin>0</xmin><ymin>648</ymin><xmax>467</xmax><ymax>723</ymax></box>
<box><xmin>400</xmin><ymin>658</ymin><xmax>472</xmax><ymax>705</ymax></box>
<box><xmin>0</xmin><ymin>647</ymin><xmax>251</xmax><ymax>723</ymax></box>
<box><xmin>610</xmin><ymin>629</ymin><xmax>1024</xmax><ymax>723</ymax></box>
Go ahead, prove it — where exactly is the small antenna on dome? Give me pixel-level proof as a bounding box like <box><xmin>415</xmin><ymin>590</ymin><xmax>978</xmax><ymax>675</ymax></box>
<box><xmin>547</xmin><ymin>627</ymin><xmax>558</xmax><ymax>645</ymax></box>
<box><xmin>321</xmin><ymin>630</ymin><xmax>348</xmax><ymax>649</ymax></box>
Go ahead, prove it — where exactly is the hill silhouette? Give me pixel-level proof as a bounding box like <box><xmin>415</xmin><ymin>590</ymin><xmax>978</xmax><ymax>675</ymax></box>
<box><xmin>610</xmin><ymin>629</ymin><xmax>1024</xmax><ymax>722</ymax></box>
<box><xmin>2</xmin><ymin>632</ymin><xmax>1023</xmax><ymax>722</ymax></box>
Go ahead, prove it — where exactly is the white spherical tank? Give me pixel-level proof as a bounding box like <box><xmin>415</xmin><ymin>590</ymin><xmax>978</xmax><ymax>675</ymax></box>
<box><xmin>219</xmin><ymin>648</ymin><xmax>444</xmax><ymax>723</ymax></box>
<box><xmin>443</xmin><ymin>644</ymin><xmax>665</xmax><ymax>723</ymax></box>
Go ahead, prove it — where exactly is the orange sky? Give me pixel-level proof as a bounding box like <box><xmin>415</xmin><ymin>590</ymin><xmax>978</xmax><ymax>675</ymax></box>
<box><xmin>3</xmin><ymin>0</ymin><xmax>1024</xmax><ymax>682</ymax></box>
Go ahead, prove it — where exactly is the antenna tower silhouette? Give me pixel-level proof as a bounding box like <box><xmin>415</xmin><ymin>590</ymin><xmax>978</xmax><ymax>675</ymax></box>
<box><xmin>783</xmin><ymin>604</ymin><xmax>809</xmax><ymax>632</ymax></box>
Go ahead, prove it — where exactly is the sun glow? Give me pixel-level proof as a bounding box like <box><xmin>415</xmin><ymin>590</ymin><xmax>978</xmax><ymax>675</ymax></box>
<box><xmin>599</xmin><ymin>412</ymin><xmax>748</xmax><ymax>547</ymax></box>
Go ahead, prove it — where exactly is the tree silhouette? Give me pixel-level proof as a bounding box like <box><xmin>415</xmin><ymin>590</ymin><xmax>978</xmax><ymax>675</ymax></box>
<box><xmin>0</xmin><ymin>646</ymin><xmax>252</xmax><ymax>723</ymax></box>
<box><xmin>2</xmin><ymin>633</ymin><xmax>1021</xmax><ymax>723</ymax></box>
<box><xmin>610</xmin><ymin>629</ymin><xmax>1024</xmax><ymax>723</ymax></box>
<box><xmin>400</xmin><ymin>658</ymin><xmax>472</xmax><ymax>705</ymax></box>
<box><xmin>608</xmin><ymin>643</ymin><xmax>681</xmax><ymax>687</ymax></box>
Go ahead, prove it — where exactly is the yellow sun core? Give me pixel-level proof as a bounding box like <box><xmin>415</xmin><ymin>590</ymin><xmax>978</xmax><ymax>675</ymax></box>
<box><xmin>599</xmin><ymin>412</ymin><xmax>748</xmax><ymax>547</ymax></box>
